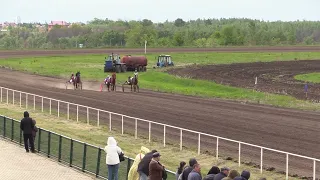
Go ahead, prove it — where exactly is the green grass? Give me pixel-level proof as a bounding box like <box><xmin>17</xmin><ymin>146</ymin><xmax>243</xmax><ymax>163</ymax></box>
<box><xmin>1</xmin><ymin>52</ymin><xmax>320</xmax><ymax>111</ymax></box>
<box><xmin>295</xmin><ymin>73</ymin><xmax>320</xmax><ymax>83</ymax></box>
<box><xmin>0</xmin><ymin>103</ymin><xmax>300</xmax><ymax>180</ymax></box>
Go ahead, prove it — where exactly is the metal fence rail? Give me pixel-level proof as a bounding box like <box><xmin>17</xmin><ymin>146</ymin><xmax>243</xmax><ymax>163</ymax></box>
<box><xmin>0</xmin><ymin>86</ymin><xmax>319</xmax><ymax>179</ymax></box>
<box><xmin>0</xmin><ymin>115</ymin><xmax>176</xmax><ymax>179</ymax></box>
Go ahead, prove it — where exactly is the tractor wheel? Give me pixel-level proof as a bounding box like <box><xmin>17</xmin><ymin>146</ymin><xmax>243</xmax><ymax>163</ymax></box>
<box><xmin>138</xmin><ymin>66</ymin><xmax>142</xmax><ymax>72</ymax></box>
<box><xmin>142</xmin><ymin>66</ymin><xmax>147</xmax><ymax>72</ymax></box>
<box><xmin>121</xmin><ymin>65</ymin><xmax>127</xmax><ymax>72</ymax></box>
<box><xmin>116</xmin><ymin>66</ymin><xmax>121</xmax><ymax>73</ymax></box>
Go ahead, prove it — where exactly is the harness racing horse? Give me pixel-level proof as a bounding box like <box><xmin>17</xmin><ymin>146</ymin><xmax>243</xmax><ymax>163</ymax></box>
<box><xmin>122</xmin><ymin>74</ymin><xmax>139</xmax><ymax>92</ymax></box>
<box><xmin>105</xmin><ymin>74</ymin><xmax>116</xmax><ymax>92</ymax></box>
<box><xmin>74</xmin><ymin>71</ymin><xmax>82</xmax><ymax>90</ymax></box>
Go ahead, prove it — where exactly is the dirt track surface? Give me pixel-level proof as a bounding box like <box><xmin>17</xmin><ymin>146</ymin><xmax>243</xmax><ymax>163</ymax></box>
<box><xmin>168</xmin><ymin>60</ymin><xmax>320</xmax><ymax>101</ymax></box>
<box><xmin>0</xmin><ymin>68</ymin><xmax>319</xmax><ymax>178</ymax></box>
<box><xmin>1</xmin><ymin>46</ymin><xmax>320</xmax><ymax>59</ymax></box>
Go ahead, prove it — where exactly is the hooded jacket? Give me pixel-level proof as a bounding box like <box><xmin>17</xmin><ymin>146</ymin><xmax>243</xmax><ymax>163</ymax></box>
<box><xmin>127</xmin><ymin>146</ymin><xmax>150</xmax><ymax>180</ymax></box>
<box><xmin>104</xmin><ymin>137</ymin><xmax>122</xmax><ymax>165</ymax></box>
<box><xmin>20</xmin><ymin>111</ymin><xmax>35</xmax><ymax>135</ymax></box>
<box><xmin>241</xmin><ymin>170</ymin><xmax>250</xmax><ymax>180</ymax></box>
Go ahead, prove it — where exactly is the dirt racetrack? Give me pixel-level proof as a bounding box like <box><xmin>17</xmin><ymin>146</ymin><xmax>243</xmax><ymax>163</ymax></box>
<box><xmin>0</xmin><ymin>46</ymin><xmax>320</xmax><ymax>59</ymax></box>
<box><xmin>168</xmin><ymin>60</ymin><xmax>320</xmax><ymax>102</ymax></box>
<box><xmin>0</xmin><ymin>47</ymin><xmax>319</xmax><ymax>178</ymax></box>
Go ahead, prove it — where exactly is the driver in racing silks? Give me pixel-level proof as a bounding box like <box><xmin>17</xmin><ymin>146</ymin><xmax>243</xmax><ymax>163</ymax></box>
<box><xmin>127</xmin><ymin>69</ymin><xmax>138</xmax><ymax>85</ymax></box>
<box><xmin>104</xmin><ymin>75</ymin><xmax>111</xmax><ymax>85</ymax></box>
<box><xmin>69</xmin><ymin>73</ymin><xmax>75</xmax><ymax>83</ymax></box>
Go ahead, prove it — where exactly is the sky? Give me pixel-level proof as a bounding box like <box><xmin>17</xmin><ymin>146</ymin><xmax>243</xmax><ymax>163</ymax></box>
<box><xmin>1</xmin><ymin>0</ymin><xmax>320</xmax><ymax>23</ymax></box>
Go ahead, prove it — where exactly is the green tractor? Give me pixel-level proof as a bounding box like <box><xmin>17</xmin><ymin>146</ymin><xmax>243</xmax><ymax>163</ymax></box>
<box><xmin>104</xmin><ymin>53</ymin><xmax>127</xmax><ymax>73</ymax></box>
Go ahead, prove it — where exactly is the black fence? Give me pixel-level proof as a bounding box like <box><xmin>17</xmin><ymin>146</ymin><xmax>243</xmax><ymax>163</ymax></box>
<box><xmin>0</xmin><ymin>115</ymin><xmax>176</xmax><ymax>180</ymax></box>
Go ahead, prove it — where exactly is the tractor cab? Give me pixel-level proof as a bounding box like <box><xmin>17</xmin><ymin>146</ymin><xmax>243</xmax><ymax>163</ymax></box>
<box><xmin>104</xmin><ymin>53</ymin><xmax>126</xmax><ymax>73</ymax></box>
<box><xmin>156</xmin><ymin>55</ymin><xmax>174</xmax><ymax>67</ymax></box>
<box><xmin>105</xmin><ymin>53</ymin><xmax>121</xmax><ymax>64</ymax></box>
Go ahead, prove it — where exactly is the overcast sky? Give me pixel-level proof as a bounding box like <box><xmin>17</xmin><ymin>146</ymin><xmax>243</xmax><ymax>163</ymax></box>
<box><xmin>1</xmin><ymin>0</ymin><xmax>319</xmax><ymax>23</ymax></box>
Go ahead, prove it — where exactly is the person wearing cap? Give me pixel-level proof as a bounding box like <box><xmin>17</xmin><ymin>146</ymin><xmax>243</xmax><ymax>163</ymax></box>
<box><xmin>137</xmin><ymin>149</ymin><xmax>158</xmax><ymax>180</ymax></box>
<box><xmin>148</xmin><ymin>152</ymin><xmax>164</xmax><ymax>180</ymax></box>
<box><xmin>128</xmin><ymin>146</ymin><xmax>150</xmax><ymax>180</ymax></box>
<box><xmin>20</xmin><ymin>111</ymin><xmax>36</xmax><ymax>153</ymax></box>
<box><xmin>213</xmin><ymin>167</ymin><xmax>230</xmax><ymax>180</ymax></box>
<box><xmin>181</xmin><ymin>158</ymin><xmax>198</xmax><ymax>180</ymax></box>
<box><xmin>187</xmin><ymin>163</ymin><xmax>202</xmax><ymax>180</ymax></box>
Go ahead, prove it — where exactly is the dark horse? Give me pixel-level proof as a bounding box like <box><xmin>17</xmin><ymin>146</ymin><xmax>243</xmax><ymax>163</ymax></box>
<box><xmin>123</xmin><ymin>74</ymin><xmax>139</xmax><ymax>92</ymax></box>
<box><xmin>106</xmin><ymin>73</ymin><xmax>116</xmax><ymax>91</ymax></box>
<box><xmin>74</xmin><ymin>71</ymin><xmax>82</xmax><ymax>90</ymax></box>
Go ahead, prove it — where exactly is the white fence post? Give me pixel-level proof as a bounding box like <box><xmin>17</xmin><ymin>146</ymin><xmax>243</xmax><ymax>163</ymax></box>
<box><xmin>49</xmin><ymin>99</ymin><xmax>51</xmax><ymax>114</ymax></box>
<box><xmin>135</xmin><ymin>118</ymin><xmax>137</xmax><ymax>139</ymax></box>
<box><xmin>286</xmin><ymin>153</ymin><xmax>289</xmax><ymax>180</ymax></box>
<box><xmin>313</xmin><ymin>160</ymin><xmax>316</xmax><ymax>180</ymax></box>
<box><xmin>6</xmin><ymin>89</ymin><xmax>8</xmax><ymax>104</ymax></box>
<box><xmin>57</xmin><ymin>101</ymin><xmax>60</xmax><ymax>118</ymax></box>
<box><xmin>12</xmin><ymin>91</ymin><xmax>14</xmax><ymax>105</ymax></box>
<box><xmin>198</xmin><ymin>133</ymin><xmax>201</xmax><ymax>155</ymax></box>
<box><xmin>261</xmin><ymin>148</ymin><xmax>263</xmax><ymax>173</ymax></box>
<box><xmin>109</xmin><ymin>113</ymin><xmax>111</xmax><ymax>131</ymax></box>
<box><xmin>216</xmin><ymin>138</ymin><xmax>219</xmax><ymax>159</ymax></box>
<box><xmin>26</xmin><ymin>94</ymin><xmax>28</xmax><ymax>109</ymax></box>
<box><xmin>33</xmin><ymin>95</ymin><xmax>35</xmax><ymax>110</ymax></box>
<box><xmin>163</xmin><ymin>125</ymin><xmax>166</xmax><ymax>147</ymax></box>
<box><xmin>97</xmin><ymin>110</ymin><xmax>100</xmax><ymax>127</ymax></box>
<box><xmin>41</xmin><ymin>97</ymin><xmax>43</xmax><ymax>112</ymax></box>
<box><xmin>67</xmin><ymin>103</ymin><xmax>69</xmax><ymax>120</ymax></box>
<box><xmin>76</xmin><ymin>105</ymin><xmax>78</xmax><ymax>122</ymax></box>
<box><xmin>19</xmin><ymin>92</ymin><xmax>21</xmax><ymax>107</ymax></box>
<box><xmin>121</xmin><ymin>116</ymin><xmax>124</xmax><ymax>135</ymax></box>
<box><xmin>87</xmin><ymin>107</ymin><xmax>89</xmax><ymax>125</ymax></box>
<box><xmin>148</xmin><ymin>122</ymin><xmax>151</xmax><ymax>142</ymax></box>
<box><xmin>0</xmin><ymin>87</ymin><xmax>2</xmax><ymax>102</ymax></box>
<box><xmin>180</xmin><ymin>129</ymin><xmax>182</xmax><ymax>151</ymax></box>
<box><xmin>239</xmin><ymin>143</ymin><xmax>241</xmax><ymax>167</ymax></box>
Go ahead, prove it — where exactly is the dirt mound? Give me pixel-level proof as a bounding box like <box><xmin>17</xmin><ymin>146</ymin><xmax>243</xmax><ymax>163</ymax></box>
<box><xmin>168</xmin><ymin>60</ymin><xmax>320</xmax><ymax>101</ymax></box>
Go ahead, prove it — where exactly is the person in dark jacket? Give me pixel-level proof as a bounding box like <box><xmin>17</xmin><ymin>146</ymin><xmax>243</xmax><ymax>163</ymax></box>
<box><xmin>213</xmin><ymin>167</ymin><xmax>229</xmax><ymax>180</ymax></box>
<box><xmin>187</xmin><ymin>163</ymin><xmax>202</xmax><ymax>180</ymax></box>
<box><xmin>240</xmin><ymin>170</ymin><xmax>250</xmax><ymax>180</ymax></box>
<box><xmin>181</xmin><ymin>158</ymin><xmax>198</xmax><ymax>180</ymax></box>
<box><xmin>20</xmin><ymin>111</ymin><xmax>35</xmax><ymax>153</ymax></box>
<box><xmin>203</xmin><ymin>166</ymin><xmax>220</xmax><ymax>180</ymax></box>
<box><xmin>137</xmin><ymin>149</ymin><xmax>157</xmax><ymax>180</ymax></box>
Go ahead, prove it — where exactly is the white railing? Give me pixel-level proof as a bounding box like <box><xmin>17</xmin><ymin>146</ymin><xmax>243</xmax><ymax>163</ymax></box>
<box><xmin>0</xmin><ymin>86</ymin><xmax>318</xmax><ymax>179</ymax></box>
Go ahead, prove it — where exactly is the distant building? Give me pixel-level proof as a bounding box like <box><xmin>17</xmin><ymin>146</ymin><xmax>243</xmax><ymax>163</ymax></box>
<box><xmin>48</xmin><ymin>21</ymin><xmax>70</xmax><ymax>31</ymax></box>
<box><xmin>0</xmin><ymin>22</ymin><xmax>17</xmax><ymax>30</ymax></box>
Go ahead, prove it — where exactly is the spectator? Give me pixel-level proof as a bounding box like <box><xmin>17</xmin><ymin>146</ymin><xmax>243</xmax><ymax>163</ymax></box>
<box><xmin>240</xmin><ymin>170</ymin><xmax>250</xmax><ymax>180</ymax></box>
<box><xmin>176</xmin><ymin>161</ymin><xmax>186</xmax><ymax>180</ymax></box>
<box><xmin>181</xmin><ymin>158</ymin><xmax>198</xmax><ymax>180</ymax></box>
<box><xmin>32</xmin><ymin>119</ymin><xmax>38</xmax><ymax>142</ymax></box>
<box><xmin>221</xmin><ymin>170</ymin><xmax>239</xmax><ymax>180</ymax></box>
<box><xmin>20</xmin><ymin>111</ymin><xmax>35</xmax><ymax>153</ymax></box>
<box><xmin>137</xmin><ymin>149</ymin><xmax>158</xmax><ymax>180</ymax></box>
<box><xmin>104</xmin><ymin>137</ymin><xmax>123</xmax><ymax>180</ymax></box>
<box><xmin>187</xmin><ymin>163</ymin><xmax>202</xmax><ymax>180</ymax></box>
<box><xmin>128</xmin><ymin>146</ymin><xmax>150</xmax><ymax>180</ymax></box>
<box><xmin>213</xmin><ymin>167</ymin><xmax>229</xmax><ymax>180</ymax></box>
<box><xmin>148</xmin><ymin>152</ymin><xmax>164</xmax><ymax>180</ymax></box>
<box><xmin>203</xmin><ymin>166</ymin><xmax>220</xmax><ymax>180</ymax></box>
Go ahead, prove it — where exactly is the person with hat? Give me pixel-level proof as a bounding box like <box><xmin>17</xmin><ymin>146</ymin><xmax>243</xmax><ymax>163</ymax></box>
<box><xmin>213</xmin><ymin>167</ymin><xmax>230</xmax><ymax>180</ymax></box>
<box><xmin>137</xmin><ymin>149</ymin><xmax>158</xmax><ymax>180</ymax></box>
<box><xmin>148</xmin><ymin>152</ymin><xmax>164</xmax><ymax>180</ymax></box>
<box><xmin>20</xmin><ymin>111</ymin><xmax>36</xmax><ymax>153</ymax></box>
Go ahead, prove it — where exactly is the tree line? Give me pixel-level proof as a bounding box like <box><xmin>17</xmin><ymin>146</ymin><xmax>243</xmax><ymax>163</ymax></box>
<box><xmin>0</xmin><ymin>18</ymin><xmax>320</xmax><ymax>49</ymax></box>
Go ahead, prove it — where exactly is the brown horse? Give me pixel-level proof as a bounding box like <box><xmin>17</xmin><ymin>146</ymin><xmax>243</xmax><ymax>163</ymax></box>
<box><xmin>123</xmin><ymin>74</ymin><xmax>139</xmax><ymax>92</ymax></box>
<box><xmin>74</xmin><ymin>71</ymin><xmax>82</xmax><ymax>90</ymax></box>
<box><xmin>105</xmin><ymin>73</ymin><xmax>116</xmax><ymax>91</ymax></box>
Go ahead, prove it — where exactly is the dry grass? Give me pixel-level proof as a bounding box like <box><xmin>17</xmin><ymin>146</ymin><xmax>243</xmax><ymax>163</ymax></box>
<box><xmin>0</xmin><ymin>103</ymin><xmax>300</xmax><ymax>179</ymax></box>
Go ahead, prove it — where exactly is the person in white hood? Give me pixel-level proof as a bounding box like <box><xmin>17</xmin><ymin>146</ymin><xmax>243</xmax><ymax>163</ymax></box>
<box><xmin>104</xmin><ymin>137</ymin><xmax>123</xmax><ymax>180</ymax></box>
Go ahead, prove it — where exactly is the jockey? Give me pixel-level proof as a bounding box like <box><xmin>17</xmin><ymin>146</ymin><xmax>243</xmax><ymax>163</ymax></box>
<box><xmin>69</xmin><ymin>73</ymin><xmax>75</xmax><ymax>83</ymax></box>
<box><xmin>134</xmin><ymin>69</ymin><xmax>138</xmax><ymax>78</ymax></box>
<box><xmin>127</xmin><ymin>76</ymin><xmax>133</xmax><ymax>85</ymax></box>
